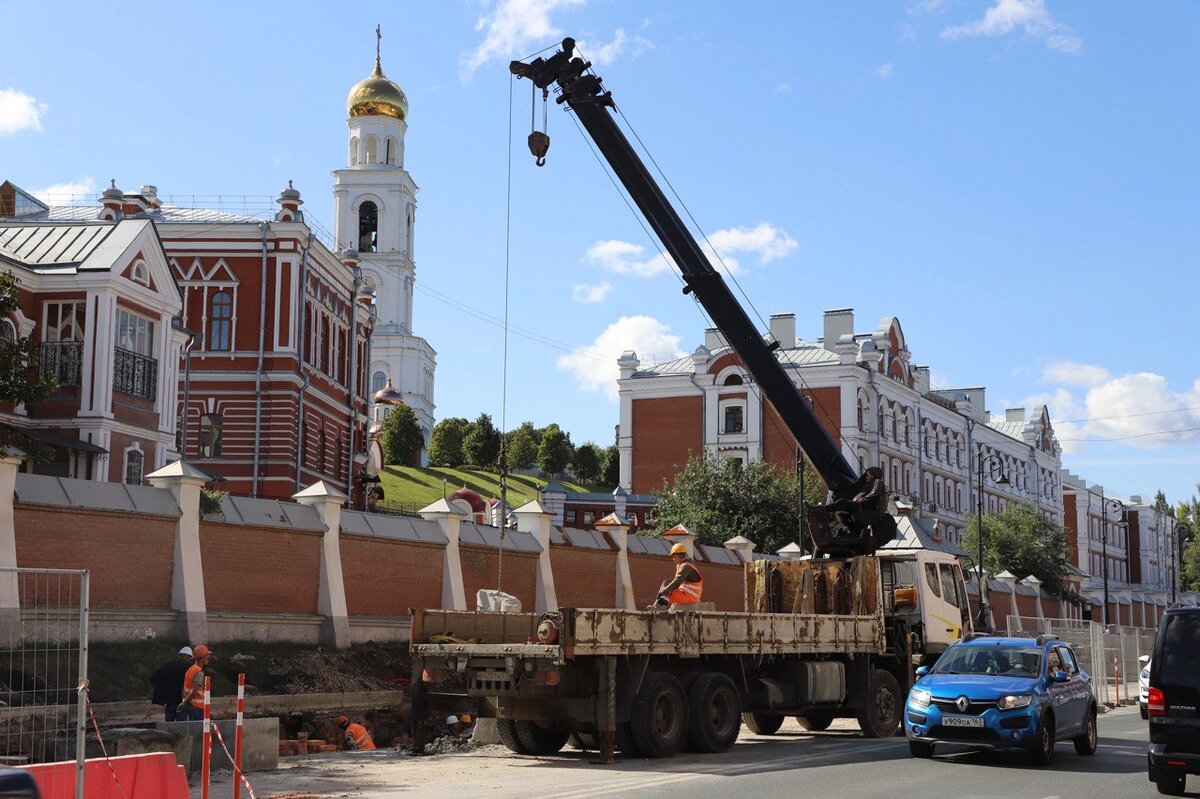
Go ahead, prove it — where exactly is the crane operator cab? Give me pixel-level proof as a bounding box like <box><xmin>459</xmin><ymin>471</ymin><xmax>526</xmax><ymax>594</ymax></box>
<box><xmin>808</xmin><ymin>467</ymin><xmax>898</xmax><ymax>557</ymax></box>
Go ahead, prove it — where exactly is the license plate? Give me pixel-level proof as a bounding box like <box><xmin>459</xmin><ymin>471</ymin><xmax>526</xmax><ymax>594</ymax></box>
<box><xmin>942</xmin><ymin>715</ymin><xmax>984</xmax><ymax>728</ymax></box>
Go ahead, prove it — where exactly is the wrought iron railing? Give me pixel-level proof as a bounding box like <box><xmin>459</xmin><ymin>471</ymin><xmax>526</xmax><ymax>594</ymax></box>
<box><xmin>113</xmin><ymin>347</ymin><xmax>157</xmax><ymax>401</ymax></box>
<box><xmin>39</xmin><ymin>341</ymin><xmax>83</xmax><ymax>387</ymax></box>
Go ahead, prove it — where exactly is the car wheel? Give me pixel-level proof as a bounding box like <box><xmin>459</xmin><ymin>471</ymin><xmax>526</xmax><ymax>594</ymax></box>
<box><xmin>1155</xmin><ymin>771</ymin><xmax>1186</xmax><ymax>796</ymax></box>
<box><xmin>1073</xmin><ymin>707</ymin><xmax>1097</xmax><ymax>756</ymax></box>
<box><xmin>1027</xmin><ymin>713</ymin><xmax>1055</xmax><ymax>766</ymax></box>
<box><xmin>741</xmin><ymin>712</ymin><xmax>784</xmax><ymax>735</ymax></box>
<box><xmin>630</xmin><ymin>672</ymin><xmax>689</xmax><ymax>758</ymax></box>
<box><xmin>909</xmin><ymin>740</ymin><xmax>935</xmax><ymax>758</ymax></box>
<box><xmin>857</xmin><ymin>669</ymin><xmax>902</xmax><ymax>738</ymax></box>
<box><xmin>796</xmin><ymin>712</ymin><xmax>834</xmax><ymax>732</ymax></box>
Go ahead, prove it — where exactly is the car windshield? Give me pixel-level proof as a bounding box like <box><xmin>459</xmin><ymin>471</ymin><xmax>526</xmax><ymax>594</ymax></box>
<box><xmin>933</xmin><ymin>645</ymin><xmax>1043</xmax><ymax>678</ymax></box>
<box><xmin>1162</xmin><ymin>615</ymin><xmax>1200</xmax><ymax>671</ymax></box>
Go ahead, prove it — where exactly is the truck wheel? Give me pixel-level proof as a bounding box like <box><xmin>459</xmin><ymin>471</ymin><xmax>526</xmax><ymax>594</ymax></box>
<box><xmin>856</xmin><ymin>669</ymin><xmax>902</xmax><ymax>738</ymax></box>
<box><xmin>630</xmin><ymin>672</ymin><xmax>689</xmax><ymax>758</ymax></box>
<box><xmin>687</xmin><ymin>673</ymin><xmax>741</xmax><ymax>753</ymax></box>
<box><xmin>514</xmin><ymin>720</ymin><xmax>570</xmax><ymax>755</ymax></box>
<box><xmin>741</xmin><ymin>712</ymin><xmax>784</xmax><ymax>735</ymax></box>
<box><xmin>616</xmin><ymin>723</ymin><xmax>641</xmax><ymax>755</ymax></box>
<box><xmin>568</xmin><ymin>730</ymin><xmax>598</xmax><ymax>751</ymax></box>
<box><xmin>796</xmin><ymin>712</ymin><xmax>834</xmax><ymax>731</ymax></box>
<box><xmin>496</xmin><ymin>719</ymin><xmax>533</xmax><ymax>754</ymax></box>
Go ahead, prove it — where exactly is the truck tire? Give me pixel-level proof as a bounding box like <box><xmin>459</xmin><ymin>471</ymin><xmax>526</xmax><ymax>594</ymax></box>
<box><xmin>796</xmin><ymin>712</ymin><xmax>834</xmax><ymax>731</ymax></box>
<box><xmin>568</xmin><ymin>731</ymin><xmax>598</xmax><ymax>751</ymax></box>
<box><xmin>686</xmin><ymin>672</ymin><xmax>741</xmax><ymax>753</ymax></box>
<box><xmin>856</xmin><ymin>669</ymin><xmax>902</xmax><ymax>738</ymax></box>
<box><xmin>630</xmin><ymin>672</ymin><xmax>689</xmax><ymax>758</ymax></box>
<box><xmin>741</xmin><ymin>712</ymin><xmax>784</xmax><ymax>735</ymax></box>
<box><xmin>496</xmin><ymin>719</ymin><xmax>533</xmax><ymax>754</ymax></box>
<box><xmin>514</xmin><ymin>720</ymin><xmax>570</xmax><ymax>755</ymax></box>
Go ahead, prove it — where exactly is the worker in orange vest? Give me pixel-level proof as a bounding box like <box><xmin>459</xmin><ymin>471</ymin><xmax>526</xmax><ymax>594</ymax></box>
<box><xmin>176</xmin><ymin>645</ymin><xmax>213</xmax><ymax>722</ymax></box>
<box><xmin>337</xmin><ymin>715</ymin><xmax>376</xmax><ymax>750</ymax></box>
<box><xmin>656</xmin><ymin>543</ymin><xmax>703</xmax><ymax>607</ymax></box>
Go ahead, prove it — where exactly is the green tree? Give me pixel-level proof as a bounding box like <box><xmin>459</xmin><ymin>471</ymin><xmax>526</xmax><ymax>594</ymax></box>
<box><xmin>961</xmin><ymin>502</ymin><xmax>1071</xmax><ymax>596</ymax></box>
<box><xmin>462</xmin><ymin>413</ymin><xmax>501</xmax><ymax>467</ymax></box>
<box><xmin>537</xmin><ymin>423</ymin><xmax>573</xmax><ymax>474</ymax></box>
<box><xmin>380</xmin><ymin>404</ymin><xmax>424</xmax><ymax>467</ymax></box>
<box><xmin>428</xmin><ymin>417</ymin><xmax>470</xmax><ymax>467</ymax></box>
<box><xmin>505</xmin><ymin>424</ymin><xmax>539</xmax><ymax>469</ymax></box>
<box><xmin>572</xmin><ymin>443</ymin><xmax>601</xmax><ymax>484</ymax></box>
<box><xmin>651</xmin><ymin>455</ymin><xmax>811</xmax><ymax>553</ymax></box>
<box><xmin>0</xmin><ymin>272</ymin><xmax>56</xmax><ymax>458</ymax></box>
<box><xmin>600</xmin><ymin>445</ymin><xmax>621</xmax><ymax>488</ymax></box>
<box><xmin>1182</xmin><ymin>537</ymin><xmax>1200</xmax><ymax>593</ymax></box>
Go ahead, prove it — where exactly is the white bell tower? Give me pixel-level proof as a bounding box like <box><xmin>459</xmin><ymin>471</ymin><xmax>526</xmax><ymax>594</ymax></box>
<box><xmin>333</xmin><ymin>27</ymin><xmax>436</xmax><ymax>465</ymax></box>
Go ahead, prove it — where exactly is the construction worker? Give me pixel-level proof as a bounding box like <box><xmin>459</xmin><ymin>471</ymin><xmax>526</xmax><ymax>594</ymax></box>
<box><xmin>656</xmin><ymin>543</ymin><xmax>703</xmax><ymax>607</ymax></box>
<box><xmin>336</xmin><ymin>715</ymin><xmax>376</xmax><ymax>750</ymax></box>
<box><xmin>177</xmin><ymin>645</ymin><xmax>213</xmax><ymax>722</ymax></box>
<box><xmin>151</xmin><ymin>646</ymin><xmax>193</xmax><ymax>722</ymax></box>
<box><xmin>822</xmin><ymin>466</ymin><xmax>887</xmax><ymax>530</ymax></box>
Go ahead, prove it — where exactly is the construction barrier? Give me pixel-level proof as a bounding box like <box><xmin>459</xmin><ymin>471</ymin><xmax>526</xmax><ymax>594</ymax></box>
<box><xmin>24</xmin><ymin>752</ymin><xmax>189</xmax><ymax>799</ymax></box>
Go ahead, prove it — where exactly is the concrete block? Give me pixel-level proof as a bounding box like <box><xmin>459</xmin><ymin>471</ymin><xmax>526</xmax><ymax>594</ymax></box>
<box><xmin>156</xmin><ymin>717</ymin><xmax>279</xmax><ymax>775</ymax></box>
<box><xmin>470</xmin><ymin>718</ymin><xmax>500</xmax><ymax>745</ymax></box>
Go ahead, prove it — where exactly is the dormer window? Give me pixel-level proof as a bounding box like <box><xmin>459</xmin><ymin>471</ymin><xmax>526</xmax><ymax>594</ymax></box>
<box><xmin>130</xmin><ymin>260</ymin><xmax>149</xmax><ymax>286</ymax></box>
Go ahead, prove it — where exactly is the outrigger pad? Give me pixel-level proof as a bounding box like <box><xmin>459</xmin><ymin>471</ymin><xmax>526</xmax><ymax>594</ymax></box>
<box><xmin>807</xmin><ymin>507</ymin><xmax>897</xmax><ymax>557</ymax></box>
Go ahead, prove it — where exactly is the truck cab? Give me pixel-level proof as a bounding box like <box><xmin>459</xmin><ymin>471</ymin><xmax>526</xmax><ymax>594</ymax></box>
<box><xmin>879</xmin><ymin>550</ymin><xmax>971</xmax><ymax>660</ymax></box>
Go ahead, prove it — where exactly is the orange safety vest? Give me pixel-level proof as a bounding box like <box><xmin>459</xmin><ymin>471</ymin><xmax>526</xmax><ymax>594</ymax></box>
<box><xmin>344</xmin><ymin>722</ymin><xmax>376</xmax><ymax>750</ymax></box>
<box><xmin>183</xmin><ymin>664</ymin><xmax>206</xmax><ymax>708</ymax></box>
<box><xmin>667</xmin><ymin>562</ymin><xmax>703</xmax><ymax>605</ymax></box>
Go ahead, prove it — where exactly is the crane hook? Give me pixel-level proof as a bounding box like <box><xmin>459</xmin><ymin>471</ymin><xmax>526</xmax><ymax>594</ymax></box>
<box><xmin>528</xmin><ymin>131</ymin><xmax>550</xmax><ymax>167</ymax></box>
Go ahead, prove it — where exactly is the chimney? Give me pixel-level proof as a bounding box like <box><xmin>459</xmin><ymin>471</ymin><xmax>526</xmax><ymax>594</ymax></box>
<box><xmin>704</xmin><ymin>327</ymin><xmax>728</xmax><ymax>351</ymax></box>
<box><xmin>617</xmin><ymin>351</ymin><xmax>640</xmax><ymax>380</ymax></box>
<box><xmin>913</xmin><ymin>366</ymin><xmax>931</xmax><ymax>394</ymax></box>
<box><xmin>823</xmin><ymin>308</ymin><xmax>854</xmax><ymax>351</ymax></box>
<box><xmin>1005</xmin><ymin>408</ymin><xmax>1025</xmax><ymax>423</ymax></box>
<box><xmin>275</xmin><ymin>180</ymin><xmax>304</xmax><ymax>222</ymax></box>
<box><xmin>99</xmin><ymin>179</ymin><xmax>124</xmax><ymax>221</ymax></box>
<box><xmin>768</xmin><ymin>313</ymin><xmax>795</xmax><ymax>349</ymax></box>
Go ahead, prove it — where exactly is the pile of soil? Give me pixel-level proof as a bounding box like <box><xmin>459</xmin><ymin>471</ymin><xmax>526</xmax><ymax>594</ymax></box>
<box><xmin>223</xmin><ymin>643</ymin><xmax>411</xmax><ymax>696</ymax></box>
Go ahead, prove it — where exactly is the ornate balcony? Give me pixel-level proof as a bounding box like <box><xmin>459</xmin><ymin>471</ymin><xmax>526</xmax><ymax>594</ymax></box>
<box><xmin>39</xmin><ymin>341</ymin><xmax>83</xmax><ymax>388</ymax></box>
<box><xmin>113</xmin><ymin>347</ymin><xmax>157</xmax><ymax>401</ymax></box>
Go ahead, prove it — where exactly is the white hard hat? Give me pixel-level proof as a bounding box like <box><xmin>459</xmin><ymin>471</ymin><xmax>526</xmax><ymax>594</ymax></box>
<box><xmin>179</xmin><ymin>646</ymin><xmax>193</xmax><ymax>656</ymax></box>
<box><xmin>445</xmin><ymin>715</ymin><xmax>459</xmax><ymax>725</ymax></box>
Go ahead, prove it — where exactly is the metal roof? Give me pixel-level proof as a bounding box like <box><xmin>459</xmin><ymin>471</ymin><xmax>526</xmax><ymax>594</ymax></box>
<box><xmin>207</xmin><ymin>496</ymin><xmax>325</xmax><ymax>532</ymax></box>
<box><xmin>458</xmin><ymin>522</ymin><xmax>541</xmax><ymax>553</ymax></box>
<box><xmin>14</xmin><ymin>473</ymin><xmax>179</xmax><ymax>517</ymax></box>
<box><xmin>699</xmin><ymin>544</ymin><xmax>740</xmax><ymax>565</ymax></box>
<box><xmin>0</xmin><ymin>222</ymin><xmax>116</xmax><ymax>267</ymax></box>
<box><xmin>42</xmin><ymin>205</ymin><xmax>262</xmax><ymax>224</ymax></box>
<box><xmin>561</xmin><ymin>528</ymin><xmax>611</xmax><ymax>550</ymax></box>
<box><xmin>565</xmin><ymin>491</ymin><xmax>656</xmax><ymax>505</ymax></box>
<box><xmin>878</xmin><ymin>516</ymin><xmax>969</xmax><ymax>557</ymax></box>
<box><xmin>627</xmin><ymin>535</ymin><xmax>673</xmax><ymax>556</ymax></box>
<box><xmin>340</xmin><ymin>511</ymin><xmax>448</xmax><ymax>545</ymax></box>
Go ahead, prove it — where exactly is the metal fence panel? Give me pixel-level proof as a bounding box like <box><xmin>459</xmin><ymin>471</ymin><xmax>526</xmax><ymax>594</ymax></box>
<box><xmin>0</xmin><ymin>568</ymin><xmax>88</xmax><ymax>798</ymax></box>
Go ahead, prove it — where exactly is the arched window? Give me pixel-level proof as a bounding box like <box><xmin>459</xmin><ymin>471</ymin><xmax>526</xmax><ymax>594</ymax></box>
<box><xmin>365</xmin><ymin>135</ymin><xmax>378</xmax><ymax>164</ymax></box>
<box><xmin>130</xmin><ymin>260</ymin><xmax>149</xmax><ymax>285</ymax></box>
<box><xmin>209</xmin><ymin>292</ymin><xmax>232</xmax><ymax>351</ymax></box>
<box><xmin>349</xmin><ymin>135</ymin><xmax>359</xmax><ymax>166</ymax></box>
<box><xmin>358</xmin><ymin>201</ymin><xmax>378</xmax><ymax>252</ymax></box>
<box><xmin>124</xmin><ymin>448</ymin><xmax>144</xmax><ymax>485</ymax></box>
<box><xmin>372</xmin><ymin>370</ymin><xmax>387</xmax><ymax>394</ymax></box>
<box><xmin>0</xmin><ymin>319</ymin><xmax>14</xmax><ymax>343</ymax></box>
<box><xmin>723</xmin><ymin>374</ymin><xmax>743</xmax><ymax>386</ymax></box>
<box><xmin>386</xmin><ymin>137</ymin><xmax>398</xmax><ymax>165</ymax></box>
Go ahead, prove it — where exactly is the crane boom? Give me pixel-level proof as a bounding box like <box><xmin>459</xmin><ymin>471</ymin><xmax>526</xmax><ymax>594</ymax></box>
<box><xmin>513</xmin><ymin>39</ymin><xmax>893</xmax><ymax>554</ymax></box>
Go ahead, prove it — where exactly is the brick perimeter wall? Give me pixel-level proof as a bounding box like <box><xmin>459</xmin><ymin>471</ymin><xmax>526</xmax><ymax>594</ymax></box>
<box><xmin>626</xmin><ymin>553</ymin><xmax>745</xmax><ymax>611</ymax></box>
<box><xmin>550</xmin><ymin>547</ymin><xmax>618</xmax><ymax>609</ymax></box>
<box><xmin>199</xmin><ymin>522</ymin><xmax>321</xmax><ymax>614</ymax></box>
<box><xmin>13</xmin><ymin>504</ymin><xmax>175</xmax><ymax>609</ymax></box>
<box><xmin>459</xmin><ymin>545</ymin><xmax>536</xmax><ymax>611</ymax></box>
<box><xmin>339</xmin><ymin>536</ymin><xmax>443</xmax><ymax>616</ymax></box>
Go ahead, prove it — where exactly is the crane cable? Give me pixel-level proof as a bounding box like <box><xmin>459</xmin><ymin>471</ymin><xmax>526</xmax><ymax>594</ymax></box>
<box><xmin>497</xmin><ymin>73</ymin><xmax>515</xmax><ymax>594</ymax></box>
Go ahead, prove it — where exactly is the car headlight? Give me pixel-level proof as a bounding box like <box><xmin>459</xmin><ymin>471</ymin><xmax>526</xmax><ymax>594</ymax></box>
<box><xmin>996</xmin><ymin>694</ymin><xmax>1033</xmax><ymax>710</ymax></box>
<box><xmin>910</xmin><ymin>689</ymin><xmax>931</xmax><ymax>708</ymax></box>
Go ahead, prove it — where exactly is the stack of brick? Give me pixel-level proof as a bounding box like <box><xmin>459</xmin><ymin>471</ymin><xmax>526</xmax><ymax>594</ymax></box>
<box><xmin>279</xmin><ymin>732</ymin><xmax>337</xmax><ymax>756</ymax></box>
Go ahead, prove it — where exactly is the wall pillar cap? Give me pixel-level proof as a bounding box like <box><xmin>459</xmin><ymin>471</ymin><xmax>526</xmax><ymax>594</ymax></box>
<box><xmin>514</xmin><ymin>499</ymin><xmax>551</xmax><ymax>516</ymax></box>
<box><xmin>593</xmin><ymin>512</ymin><xmax>629</xmax><ymax>528</ymax></box>
<box><xmin>1020</xmin><ymin>575</ymin><xmax>1042</xmax><ymax>586</ymax></box>
<box><xmin>146</xmin><ymin>459</ymin><xmax>210</xmax><ymax>486</ymax></box>
<box><xmin>292</xmin><ymin>480</ymin><xmax>349</xmax><ymax>504</ymax></box>
<box><xmin>724</xmin><ymin>534</ymin><xmax>756</xmax><ymax>548</ymax></box>
<box><xmin>776</xmin><ymin>542</ymin><xmax>805</xmax><ymax>560</ymax></box>
<box><xmin>995</xmin><ymin>569</ymin><xmax>1018</xmax><ymax>582</ymax></box>
<box><xmin>419</xmin><ymin>497</ymin><xmax>467</xmax><ymax>517</ymax></box>
<box><xmin>662</xmin><ymin>524</ymin><xmax>696</xmax><ymax>540</ymax></box>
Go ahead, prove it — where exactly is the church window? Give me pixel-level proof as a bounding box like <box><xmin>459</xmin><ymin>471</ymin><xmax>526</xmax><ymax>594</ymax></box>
<box><xmin>386</xmin><ymin>137</ymin><xmax>397</xmax><ymax>165</ymax></box>
<box><xmin>365</xmin><ymin>135</ymin><xmax>378</xmax><ymax>164</ymax></box>
<box><xmin>349</xmin><ymin>135</ymin><xmax>359</xmax><ymax>166</ymax></box>
<box><xmin>358</xmin><ymin>201</ymin><xmax>378</xmax><ymax>252</ymax></box>
<box><xmin>0</xmin><ymin>319</ymin><xmax>14</xmax><ymax>344</ymax></box>
<box><xmin>124</xmin><ymin>448</ymin><xmax>144</xmax><ymax>486</ymax></box>
<box><xmin>406</xmin><ymin>204</ymin><xmax>414</xmax><ymax>258</ymax></box>
<box><xmin>372</xmin><ymin>370</ymin><xmax>387</xmax><ymax>394</ymax></box>
<box><xmin>723</xmin><ymin>374</ymin><xmax>743</xmax><ymax>386</ymax></box>
<box><xmin>209</xmin><ymin>292</ymin><xmax>232</xmax><ymax>351</ymax></box>
<box><xmin>199</xmin><ymin>413</ymin><xmax>223</xmax><ymax>458</ymax></box>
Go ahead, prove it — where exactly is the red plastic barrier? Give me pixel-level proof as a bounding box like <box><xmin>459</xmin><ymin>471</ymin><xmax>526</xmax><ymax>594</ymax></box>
<box><xmin>24</xmin><ymin>752</ymin><xmax>190</xmax><ymax>799</ymax></box>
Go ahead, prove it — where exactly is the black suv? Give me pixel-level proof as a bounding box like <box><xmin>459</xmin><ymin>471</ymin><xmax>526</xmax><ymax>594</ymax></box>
<box><xmin>1148</xmin><ymin>606</ymin><xmax>1200</xmax><ymax>795</ymax></box>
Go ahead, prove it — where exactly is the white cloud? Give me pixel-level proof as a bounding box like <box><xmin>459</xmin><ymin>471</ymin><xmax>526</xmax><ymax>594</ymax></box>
<box><xmin>576</xmin><ymin>28</ymin><xmax>654</xmax><ymax>66</ymax></box>
<box><xmin>774</xmin><ymin>83</ymin><xmax>793</xmax><ymax>94</ymax></box>
<box><xmin>557</xmin><ymin>315</ymin><xmax>683</xmax><ymax>400</ymax></box>
<box><xmin>1027</xmin><ymin>364</ymin><xmax>1200</xmax><ymax>453</ymax></box>
<box><xmin>941</xmin><ymin>0</ymin><xmax>1082</xmax><ymax>54</ymax></box>
<box><xmin>876</xmin><ymin>64</ymin><xmax>895</xmax><ymax>79</ymax></box>
<box><xmin>1041</xmin><ymin>360</ymin><xmax>1110</xmax><ymax>388</ymax></box>
<box><xmin>0</xmin><ymin>88</ymin><xmax>48</xmax><ymax>135</ymax></box>
<box><xmin>705</xmin><ymin>222</ymin><xmax>799</xmax><ymax>271</ymax></box>
<box><xmin>462</xmin><ymin>0</ymin><xmax>586</xmax><ymax>80</ymax></box>
<box><xmin>571</xmin><ymin>281</ymin><xmax>613</xmax><ymax>303</ymax></box>
<box><xmin>585</xmin><ymin>222</ymin><xmax>797</xmax><ymax>280</ymax></box>
<box><xmin>31</xmin><ymin>177</ymin><xmax>96</xmax><ymax>203</ymax></box>
<box><xmin>585</xmin><ymin>239</ymin><xmax>674</xmax><ymax>278</ymax></box>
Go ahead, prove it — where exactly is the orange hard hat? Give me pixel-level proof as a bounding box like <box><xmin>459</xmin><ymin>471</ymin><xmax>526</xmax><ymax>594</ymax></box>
<box><xmin>192</xmin><ymin>645</ymin><xmax>211</xmax><ymax>658</ymax></box>
<box><xmin>336</xmin><ymin>715</ymin><xmax>349</xmax><ymax>727</ymax></box>
<box><xmin>670</xmin><ymin>543</ymin><xmax>688</xmax><ymax>556</ymax></box>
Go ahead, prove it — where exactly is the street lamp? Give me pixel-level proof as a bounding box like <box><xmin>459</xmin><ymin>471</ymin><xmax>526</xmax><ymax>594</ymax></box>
<box><xmin>974</xmin><ymin>451</ymin><xmax>1009</xmax><ymax>633</ymax></box>
<box><xmin>1099</xmin><ymin>493</ymin><xmax>1125</xmax><ymax>627</ymax></box>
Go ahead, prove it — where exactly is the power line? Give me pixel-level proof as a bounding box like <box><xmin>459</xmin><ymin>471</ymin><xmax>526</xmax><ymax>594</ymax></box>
<box><xmin>1057</xmin><ymin>426</ymin><xmax>1200</xmax><ymax>443</ymax></box>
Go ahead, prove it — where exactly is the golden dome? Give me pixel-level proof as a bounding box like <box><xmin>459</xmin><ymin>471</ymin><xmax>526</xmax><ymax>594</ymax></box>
<box><xmin>347</xmin><ymin>58</ymin><xmax>408</xmax><ymax>121</ymax></box>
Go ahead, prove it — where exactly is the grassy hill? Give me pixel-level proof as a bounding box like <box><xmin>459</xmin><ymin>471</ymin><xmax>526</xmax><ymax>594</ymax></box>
<box><xmin>377</xmin><ymin>466</ymin><xmax>609</xmax><ymax>511</ymax></box>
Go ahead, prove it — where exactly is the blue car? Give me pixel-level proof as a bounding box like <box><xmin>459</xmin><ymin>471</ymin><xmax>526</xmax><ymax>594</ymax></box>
<box><xmin>905</xmin><ymin>634</ymin><xmax>1097</xmax><ymax>764</ymax></box>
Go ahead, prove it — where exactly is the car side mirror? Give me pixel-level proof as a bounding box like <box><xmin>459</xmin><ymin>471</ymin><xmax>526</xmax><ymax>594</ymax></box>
<box><xmin>1052</xmin><ymin>670</ymin><xmax>1070</xmax><ymax>683</ymax></box>
<box><xmin>915</xmin><ymin>665</ymin><xmax>930</xmax><ymax>678</ymax></box>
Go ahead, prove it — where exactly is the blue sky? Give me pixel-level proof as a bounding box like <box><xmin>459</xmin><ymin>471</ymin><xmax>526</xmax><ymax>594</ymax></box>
<box><xmin>2</xmin><ymin>1</ymin><xmax>1197</xmax><ymax>504</ymax></box>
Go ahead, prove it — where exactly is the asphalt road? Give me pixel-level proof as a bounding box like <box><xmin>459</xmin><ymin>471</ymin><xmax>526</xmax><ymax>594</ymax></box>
<box><xmin>200</xmin><ymin>706</ymin><xmax>1182</xmax><ymax>799</ymax></box>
